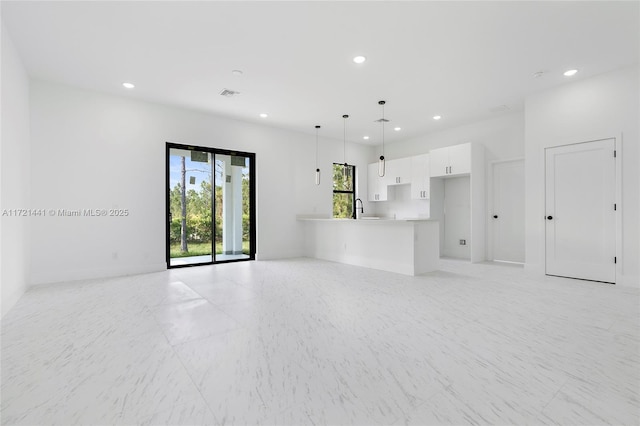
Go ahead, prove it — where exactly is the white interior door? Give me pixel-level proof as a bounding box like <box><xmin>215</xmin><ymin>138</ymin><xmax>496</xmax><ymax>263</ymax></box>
<box><xmin>491</xmin><ymin>159</ymin><xmax>525</xmax><ymax>263</ymax></box>
<box><xmin>545</xmin><ymin>139</ymin><xmax>616</xmax><ymax>283</ymax></box>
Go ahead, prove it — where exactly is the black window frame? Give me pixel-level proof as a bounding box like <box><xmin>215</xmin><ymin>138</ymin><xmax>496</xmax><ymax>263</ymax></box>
<box><xmin>332</xmin><ymin>163</ymin><xmax>356</xmax><ymax>219</ymax></box>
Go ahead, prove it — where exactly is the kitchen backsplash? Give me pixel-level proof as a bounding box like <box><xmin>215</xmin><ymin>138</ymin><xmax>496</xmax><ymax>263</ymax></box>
<box><xmin>372</xmin><ymin>184</ymin><xmax>430</xmax><ymax>219</ymax></box>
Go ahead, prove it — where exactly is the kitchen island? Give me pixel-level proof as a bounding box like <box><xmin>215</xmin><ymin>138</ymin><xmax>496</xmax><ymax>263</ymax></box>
<box><xmin>298</xmin><ymin>218</ymin><xmax>439</xmax><ymax>276</ymax></box>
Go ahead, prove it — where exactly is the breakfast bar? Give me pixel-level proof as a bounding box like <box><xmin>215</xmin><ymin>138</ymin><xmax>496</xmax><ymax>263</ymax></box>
<box><xmin>298</xmin><ymin>218</ymin><xmax>440</xmax><ymax>276</ymax></box>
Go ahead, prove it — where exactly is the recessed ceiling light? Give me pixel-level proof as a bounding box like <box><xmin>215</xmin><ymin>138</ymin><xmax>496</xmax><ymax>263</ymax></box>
<box><xmin>394</xmin><ymin>127</ymin><xmax>402</xmax><ymax>131</ymax></box>
<box><xmin>433</xmin><ymin>115</ymin><xmax>441</xmax><ymax>120</ymax></box>
<box><xmin>563</xmin><ymin>69</ymin><xmax>578</xmax><ymax>77</ymax></box>
<box><xmin>232</xmin><ymin>70</ymin><xmax>243</xmax><ymax>76</ymax></box>
<box><xmin>122</xmin><ymin>82</ymin><xmax>135</xmax><ymax>89</ymax></box>
<box><xmin>259</xmin><ymin>113</ymin><xmax>268</xmax><ymax>118</ymax></box>
<box><xmin>353</xmin><ymin>56</ymin><xmax>366</xmax><ymax>64</ymax></box>
<box><xmin>363</xmin><ymin>136</ymin><xmax>370</xmax><ymax>140</ymax></box>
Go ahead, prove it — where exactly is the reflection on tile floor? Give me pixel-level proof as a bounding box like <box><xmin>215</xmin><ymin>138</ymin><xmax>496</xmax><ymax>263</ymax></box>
<box><xmin>1</xmin><ymin>258</ymin><xmax>638</xmax><ymax>425</ymax></box>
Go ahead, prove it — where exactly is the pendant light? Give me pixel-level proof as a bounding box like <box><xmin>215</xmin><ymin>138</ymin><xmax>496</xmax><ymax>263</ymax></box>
<box><xmin>342</xmin><ymin>114</ymin><xmax>349</xmax><ymax>178</ymax></box>
<box><xmin>378</xmin><ymin>100</ymin><xmax>387</xmax><ymax>177</ymax></box>
<box><xmin>314</xmin><ymin>125</ymin><xmax>321</xmax><ymax>185</ymax></box>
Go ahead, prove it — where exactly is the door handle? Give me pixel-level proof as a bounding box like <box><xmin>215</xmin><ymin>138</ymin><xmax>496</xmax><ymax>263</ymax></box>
<box><xmin>547</xmin><ymin>215</ymin><xmax>553</xmax><ymax>220</ymax></box>
<box><xmin>493</xmin><ymin>215</ymin><xmax>498</xmax><ymax>219</ymax></box>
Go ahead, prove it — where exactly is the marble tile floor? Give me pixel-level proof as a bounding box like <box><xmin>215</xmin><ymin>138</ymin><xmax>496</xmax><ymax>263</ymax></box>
<box><xmin>1</xmin><ymin>258</ymin><xmax>638</xmax><ymax>425</ymax></box>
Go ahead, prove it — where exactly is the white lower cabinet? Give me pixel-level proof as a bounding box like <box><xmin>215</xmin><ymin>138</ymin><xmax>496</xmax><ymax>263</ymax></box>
<box><xmin>410</xmin><ymin>154</ymin><xmax>430</xmax><ymax>199</ymax></box>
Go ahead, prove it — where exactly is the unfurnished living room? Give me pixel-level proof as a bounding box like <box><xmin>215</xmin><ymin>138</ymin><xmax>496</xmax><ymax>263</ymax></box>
<box><xmin>1</xmin><ymin>1</ymin><xmax>639</xmax><ymax>425</ymax></box>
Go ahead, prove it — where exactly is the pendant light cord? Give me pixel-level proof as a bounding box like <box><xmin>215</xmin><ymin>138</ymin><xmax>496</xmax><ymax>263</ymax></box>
<box><xmin>315</xmin><ymin>125</ymin><xmax>320</xmax><ymax>169</ymax></box>
<box><xmin>379</xmin><ymin>100</ymin><xmax>386</xmax><ymax>158</ymax></box>
<box><xmin>342</xmin><ymin>114</ymin><xmax>349</xmax><ymax>165</ymax></box>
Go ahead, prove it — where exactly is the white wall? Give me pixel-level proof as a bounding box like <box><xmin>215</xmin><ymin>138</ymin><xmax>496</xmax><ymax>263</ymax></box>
<box><xmin>294</xmin><ymin>127</ymin><xmax>373</xmax><ymax>219</ymax></box>
<box><xmin>525</xmin><ymin>64</ymin><xmax>639</xmax><ymax>286</ymax></box>
<box><xmin>377</xmin><ymin>112</ymin><xmax>525</xmax><ymax>163</ymax></box>
<box><xmin>29</xmin><ymin>80</ymin><xmax>371</xmax><ymax>285</ymax></box>
<box><xmin>374</xmin><ymin>185</ymin><xmax>430</xmax><ymax>220</ymax></box>
<box><xmin>1</xmin><ymin>20</ymin><xmax>31</xmax><ymax>316</ymax></box>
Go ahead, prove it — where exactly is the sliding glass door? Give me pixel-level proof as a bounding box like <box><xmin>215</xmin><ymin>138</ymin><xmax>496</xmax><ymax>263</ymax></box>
<box><xmin>166</xmin><ymin>143</ymin><xmax>255</xmax><ymax>267</ymax></box>
<box><xmin>213</xmin><ymin>153</ymin><xmax>253</xmax><ymax>261</ymax></box>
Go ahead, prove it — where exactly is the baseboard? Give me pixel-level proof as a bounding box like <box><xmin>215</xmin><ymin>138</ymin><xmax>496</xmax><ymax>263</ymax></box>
<box><xmin>1</xmin><ymin>282</ymin><xmax>28</xmax><ymax>319</ymax></box>
<box><xmin>29</xmin><ymin>262</ymin><xmax>167</xmax><ymax>287</ymax></box>
<box><xmin>618</xmin><ymin>274</ymin><xmax>640</xmax><ymax>288</ymax></box>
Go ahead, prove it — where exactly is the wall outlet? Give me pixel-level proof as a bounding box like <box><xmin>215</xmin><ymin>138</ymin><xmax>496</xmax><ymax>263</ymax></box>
<box><xmin>459</xmin><ymin>239</ymin><xmax>466</xmax><ymax>245</ymax></box>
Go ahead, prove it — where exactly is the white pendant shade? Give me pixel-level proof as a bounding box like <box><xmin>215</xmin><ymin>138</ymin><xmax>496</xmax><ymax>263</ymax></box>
<box><xmin>378</xmin><ymin>155</ymin><xmax>386</xmax><ymax>177</ymax></box>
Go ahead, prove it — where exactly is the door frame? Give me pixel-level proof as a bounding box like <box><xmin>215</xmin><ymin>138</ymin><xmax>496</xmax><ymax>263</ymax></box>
<box><xmin>165</xmin><ymin>142</ymin><xmax>257</xmax><ymax>269</ymax></box>
<box><xmin>487</xmin><ymin>157</ymin><xmax>525</xmax><ymax>263</ymax></box>
<box><xmin>543</xmin><ymin>136</ymin><xmax>622</xmax><ymax>283</ymax></box>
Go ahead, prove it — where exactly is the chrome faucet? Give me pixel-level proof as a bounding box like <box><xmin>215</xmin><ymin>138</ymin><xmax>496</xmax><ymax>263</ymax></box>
<box><xmin>354</xmin><ymin>198</ymin><xmax>364</xmax><ymax>219</ymax></box>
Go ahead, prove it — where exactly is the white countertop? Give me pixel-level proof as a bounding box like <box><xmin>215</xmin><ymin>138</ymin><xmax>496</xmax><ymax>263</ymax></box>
<box><xmin>298</xmin><ymin>216</ymin><xmax>436</xmax><ymax>223</ymax></box>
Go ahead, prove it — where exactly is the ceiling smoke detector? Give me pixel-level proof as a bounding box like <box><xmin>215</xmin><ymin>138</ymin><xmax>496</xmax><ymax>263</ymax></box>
<box><xmin>219</xmin><ymin>88</ymin><xmax>240</xmax><ymax>97</ymax></box>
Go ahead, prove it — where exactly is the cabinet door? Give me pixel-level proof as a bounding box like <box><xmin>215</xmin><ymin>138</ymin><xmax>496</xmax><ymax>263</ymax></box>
<box><xmin>429</xmin><ymin>147</ymin><xmax>450</xmax><ymax>177</ymax></box>
<box><xmin>368</xmin><ymin>162</ymin><xmax>391</xmax><ymax>201</ymax></box>
<box><xmin>367</xmin><ymin>163</ymin><xmax>379</xmax><ymax>201</ymax></box>
<box><xmin>377</xmin><ymin>179</ymin><xmax>389</xmax><ymax>201</ymax></box>
<box><xmin>392</xmin><ymin>157</ymin><xmax>411</xmax><ymax>184</ymax></box>
<box><xmin>411</xmin><ymin>154</ymin><xmax>430</xmax><ymax>199</ymax></box>
<box><xmin>384</xmin><ymin>159</ymin><xmax>398</xmax><ymax>185</ymax></box>
<box><xmin>385</xmin><ymin>158</ymin><xmax>410</xmax><ymax>185</ymax></box>
<box><xmin>448</xmin><ymin>143</ymin><xmax>471</xmax><ymax>176</ymax></box>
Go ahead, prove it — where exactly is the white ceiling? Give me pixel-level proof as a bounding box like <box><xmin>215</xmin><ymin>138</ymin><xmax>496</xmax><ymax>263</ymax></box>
<box><xmin>2</xmin><ymin>1</ymin><xmax>638</xmax><ymax>145</ymax></box>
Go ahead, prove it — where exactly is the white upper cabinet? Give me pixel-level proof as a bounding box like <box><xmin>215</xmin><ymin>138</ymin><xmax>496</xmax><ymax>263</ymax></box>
<box><xmin>448</xmin><ymin>143</ymin><xmax>471</xmax><ymax>176</ymax></box>
<box><xmin>386</xmin><ymin>157</ymin><xmax>411</xmax><ymax>185</ymax></box>
<box><xmin>367</xmin><ymin>162</ymin><xmax>390</xmax><ymax>202</ymax></box>
<box><xmin>429</xmin><ymin>148</ymin><xmax>450</xmax><ymax>178</ymax></box>
<box><xmin>430</xmin><ymin>143</ymin><xmax>471</xmax><ymax>177</ymax></box>
<box><xmin>410</xmin><ymin>154</ymin><xmax>430</xmax><ymax>199</ymax></box>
